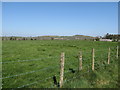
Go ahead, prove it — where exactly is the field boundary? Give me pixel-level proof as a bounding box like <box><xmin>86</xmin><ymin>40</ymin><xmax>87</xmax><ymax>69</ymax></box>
<box><xmin>2</xmin><ymin>46</ymin><xmax>119</xmax><ymax>88</ymax></box>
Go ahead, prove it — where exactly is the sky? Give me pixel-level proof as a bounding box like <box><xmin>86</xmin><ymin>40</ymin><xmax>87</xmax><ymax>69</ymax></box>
<box><xmin>2</xmin><ymin>2</ymin><xmax>118</xmax><ymax>37</ymax></box>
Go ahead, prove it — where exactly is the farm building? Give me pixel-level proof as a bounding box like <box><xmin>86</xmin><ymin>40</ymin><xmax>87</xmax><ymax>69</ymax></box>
<box><xmin>99</xmin><ymin>39</ymin><xmax>112</xmax><ymax>42</ymax></box>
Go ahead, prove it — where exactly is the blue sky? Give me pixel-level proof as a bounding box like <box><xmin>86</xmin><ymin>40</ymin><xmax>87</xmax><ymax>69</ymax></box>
<box><xmin>2</xmin><ymin>2</ymin><xmax>118</xmax><ymax>37</ymax></box>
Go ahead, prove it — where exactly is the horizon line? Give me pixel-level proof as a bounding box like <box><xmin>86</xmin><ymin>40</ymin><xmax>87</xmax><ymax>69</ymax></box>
<box><xmin>1</xmin><ymin>33</ymin><xmax>119</xmax><ymax>37</ymax></box>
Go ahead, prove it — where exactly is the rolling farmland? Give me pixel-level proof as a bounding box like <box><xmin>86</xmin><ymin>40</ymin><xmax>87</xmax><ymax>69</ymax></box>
<box><xmin>2</xmin><ymin>40</ymin><xmax>118</xmax><ymax>88</ymax></box>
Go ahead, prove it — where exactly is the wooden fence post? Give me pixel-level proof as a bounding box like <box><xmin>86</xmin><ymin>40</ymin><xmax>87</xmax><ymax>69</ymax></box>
<box><xmin>92</xmin><ymin>48</ymin><xmax>95</xmax><ymax>71</ymax></box>
<box><xmin>108</xmin><ymin>47</ymin><xmax>110</xmax><ymax>64</ymax></box>
<box><xmin>117</xmin><ymin>46</ymin><xmax>119</xmax><ymax>59</ymax></box>
<box><xmin>79</xmin><ymin>51</ymin><xmax>82</xmax><ymax>71</ymax></box>
<box><xmin>59</xmin><ymin>52</ymin><xmax>65</xmax><ymax>88</ymax></box>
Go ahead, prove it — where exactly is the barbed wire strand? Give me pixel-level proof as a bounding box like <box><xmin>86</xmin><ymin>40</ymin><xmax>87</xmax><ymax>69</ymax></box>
<box><xmin>2</xmin><ymin>60</ymin><xmax>79</xmax><ymax>78</ymax></box>
<box><xmin>64</xmin><ymin>70</ymin><xmax>90</xmax><ymax>85</ymax></box>
<box><xmin>2</xmin><ymin>46</ymin><xmax>117</xmax><ymax>64</ymax></box>
<box><xmin>0</xmin><ymin>48</ymin><xmax>115</xmax><ymax>63</ymax></box>
<box><xmin>17</xmin><ymin>75</ymin><xmax>57</xmax><ymax>88</ymax></box>
<box><xmin>1</xmin><ymin>56</ymin><xmax>59</xmax><ymax>64</ymax></box>
<box><xmin>16</xmin><ymin>70</ymin><xmax>73</xmax><ymax>88</ymax></box>
<box><xmin>1</xmin><ymin>65</ymin><xmax>59</xmax><ymax>79</ymax></box>
<box><xmin>2</xmin><ymin>52</ymin><xmax>117</xmax><ymax>79</ymax></box>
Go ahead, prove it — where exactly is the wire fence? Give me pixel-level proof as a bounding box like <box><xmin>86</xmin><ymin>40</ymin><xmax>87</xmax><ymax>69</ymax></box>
<box><xmin>64</xmin><ymin>70</ymin><xmax>90</xmax><ymax>84</ymax></box>
<box><xmin>1</xmin><ymin>65</ymin><xmax>59</xmax><ymax>79</ymax></box>
<box><xmin>17</xmin><ymin>69</ymin><xmax>73</xmax><ymax>88</ymax></box>
<box><xmin>2</xmin><ymin>48</ymin><xmax>117</xmax><ymax>64</ymax></box>
<box><xmin>2</xmin><ymin>46</ymin><xmax>119</xmax><ymax>88</ymax></box>
<box><xmin>1</xmin><ymin>56</ymin><xmax>59</xmax><ymax>64</ymax></box>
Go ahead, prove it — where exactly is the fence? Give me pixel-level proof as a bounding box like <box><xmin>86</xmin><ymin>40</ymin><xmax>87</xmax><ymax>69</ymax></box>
<box><xmin>1</xmin><ymin>46</ymin><xmax>119</xmax><ymax>88</ymax></box>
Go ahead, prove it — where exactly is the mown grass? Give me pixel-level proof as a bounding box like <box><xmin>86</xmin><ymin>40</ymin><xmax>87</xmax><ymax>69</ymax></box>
<box><xmin>2</xmin><ymin>40</ymin><xmax>118</xmax><ymax>88</ymax></box>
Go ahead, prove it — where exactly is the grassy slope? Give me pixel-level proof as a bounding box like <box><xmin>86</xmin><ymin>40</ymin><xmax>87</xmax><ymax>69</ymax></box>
<box><xmin>2</xmin><ymin>40</ymin><xmax>118</xmax><ymax>88</ymax></box>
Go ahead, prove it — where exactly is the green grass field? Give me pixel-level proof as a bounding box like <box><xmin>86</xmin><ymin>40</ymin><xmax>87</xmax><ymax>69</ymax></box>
<box><xmin>2</xmin><ymin>40</ymin><xmax>118</xmax><ymax>88</ymax></box>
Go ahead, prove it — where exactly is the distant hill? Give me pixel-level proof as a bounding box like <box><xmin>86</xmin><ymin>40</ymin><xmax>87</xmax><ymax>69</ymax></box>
<box><xmin>2</xmin><ymin>35</ymin><xmax>96</xmax><ymax>40</ymax></box>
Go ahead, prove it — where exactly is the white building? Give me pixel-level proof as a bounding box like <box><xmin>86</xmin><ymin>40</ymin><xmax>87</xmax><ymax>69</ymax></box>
<box><xmin>99</xmin><ymin>39</ymin><xmax>112</xmax><ymax>42</ymax></box>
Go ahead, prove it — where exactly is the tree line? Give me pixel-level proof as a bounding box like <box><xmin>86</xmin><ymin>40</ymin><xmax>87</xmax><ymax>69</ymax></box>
<box><xmin>1</xmin><ymin>33</ymin><xmax>120</xmax><ymax>42</ymax></box>
<box><xmin>103</xmin><ymin>33</ymin><xmax>120</xmax><ymax>41</ymax></box>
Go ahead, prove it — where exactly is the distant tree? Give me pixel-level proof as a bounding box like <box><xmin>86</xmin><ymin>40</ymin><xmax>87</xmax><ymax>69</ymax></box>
<box><xmin>95</xmin><ymin>37</ymin><xmax>100</xmax><ymax>41</ymax></box>
<box><xmin>103</xmin><ymin>33</ymin><xmax>120</xmax><ymax>42</ymax></box>
<box><xmin>51</xmin><ymin>37</ymin><xmax>54</xmax><ymax>40</ymax></box>
<box><xmin>104</xmin><ymin>33</ymin><xmax>109</xmax><ymax>39</ymax></box>
<box><xmin>31</xmin><ymin>38</ymin><xmax>33</xmax><ymax>40</ymax></box>
<box><xmin>14</xmin><ymin>37</ymin><xmax>17</xmax><ymax>40</ymax></box>
<box><xmin>10</xmin><ymin>37</ymin><xmax>13</xmax><ymax>40</ymax></box>
<box><xmin>99</xmin><ymin>36</ymin><xmax>102</xmax><ymax>38</ymax></box>
<box><xmin>2</xmin><ymin>37</ymin><xmax>4</xmax><ymax>40</ymax></box>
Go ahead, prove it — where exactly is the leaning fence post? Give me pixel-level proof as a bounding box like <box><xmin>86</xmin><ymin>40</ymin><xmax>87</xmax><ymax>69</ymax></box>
<box><xmin>117</xmin><ymin>46</ymin><xmax>119</xmax><ymax>59</ymax></box>
<box><xmin>79</xmin><ymin>51</ymin><xmax>82</xmax><ymax>71</ymax></box>
<box><xmin>92</xmin><ymin>48</ymin><xmax>95</xmax><ymax>71</ymax></box>
<box><xmin>108</xmin><ymin>47</ymin><xmax>110</xmax><ymax>64</ymax></box>
<box><xmin>59</xmin><ymin>52</ymin><xmax>65</xmax><ymax>88</ymax></box>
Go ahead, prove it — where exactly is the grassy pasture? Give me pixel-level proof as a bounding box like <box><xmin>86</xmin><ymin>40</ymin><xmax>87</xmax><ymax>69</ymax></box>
<box><xmin>2</xmin><ymin>40</ymin><xmax>118</xmax><ymax>88</ymax></box>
